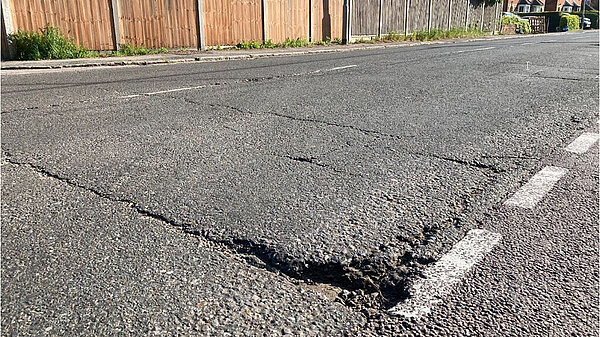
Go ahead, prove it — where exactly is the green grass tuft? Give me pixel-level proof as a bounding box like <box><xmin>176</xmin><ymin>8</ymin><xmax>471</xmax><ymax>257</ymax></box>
<box><xmin>11</xmin><ymin>26</ymin><xmax>98</xmax><ymax>60</ymax></box>
<box><xmin>234</xmin><ymin>37</ymin><xmax>341</xmax><ymax>49</ymax></box>
<box><xmin>111</xmin><ymin>43</ymin><xmax>168</xmax><ymax>57</ymax></box>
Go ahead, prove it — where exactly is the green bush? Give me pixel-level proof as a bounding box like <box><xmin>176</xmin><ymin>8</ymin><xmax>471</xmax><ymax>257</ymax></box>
<box><xmin>501</xmin><ymin>15</ymin><xmax>517</xmax><ymax>25</ymax></box>
<box><xmin>502</xmin><ymin>16</ymin><xmax>532</xmax><ymax>34</ymax></box>
<box><xmin>11</xmin><ymin>26</ymin><xmax>97</xmax><ymax>60</ymax></box>
<box><xmin>560</xmin><ymin>14</ymin><xmax>580</xmax><ymax>30</ymax></box>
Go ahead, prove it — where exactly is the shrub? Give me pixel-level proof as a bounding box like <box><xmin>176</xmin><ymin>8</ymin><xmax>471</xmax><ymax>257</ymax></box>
<box><xmin>560</xmin><ymin>14</ymin><xmax>580</xmax><ymax>30</ymax></box>
<box><xmin>502</xmin><ymin>16</ymin><xmax>532</xmax><ymax>34</ymax></box>
<box><xmin>11</xmin><ymin>26</ymin><xmax>97</xmax><ymax>60</ymax></box>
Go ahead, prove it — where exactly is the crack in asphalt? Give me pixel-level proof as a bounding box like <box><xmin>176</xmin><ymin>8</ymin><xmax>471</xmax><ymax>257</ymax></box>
<box><xmin>171</xmin><ymin>96</ymin><xmax>414</xmax><ymax>142</ymax></box>
<box><xmin>283</xmin><ymin>155</ymin><xmax>328</xmax><ymax>167</ymax></box>
<box><xmin>413</xmin><ymin>152</ymin><xmax>506</xmax><ymax>174</ymax></box>
<box><xmin>271</xmin><ymin>153</ymin><xmax>361</xmax><ymax>177</ymax></box>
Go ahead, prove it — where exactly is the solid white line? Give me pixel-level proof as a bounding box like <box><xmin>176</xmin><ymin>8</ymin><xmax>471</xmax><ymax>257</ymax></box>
<box><xmin>565</xmin><ymin>133</ymin><xmax>600</xmax><ymax>154</ymax></box>
<box><xmin>388</xmin><ymin>229</ymin><xmax>502</xmax><ymax>319</ymax></box>
<box><xmin>325</xmin><ymin>65</ymin><xmax>358</xmax><ymax>71</ymax></box>
<box><xmin>504</xmin><ymin>166</ymin><xmax>568</xmax><ymax>209</ymax></box>
<box><xmin>521</xmin><ymin>42</ymin><xmax>533</xmax><ymax>46</ymax></box>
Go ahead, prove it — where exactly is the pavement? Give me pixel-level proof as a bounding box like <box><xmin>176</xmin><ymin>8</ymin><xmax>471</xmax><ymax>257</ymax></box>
<box><xmin>1</xmin><ymin>30</ymin><xmax>598</xmax><ymax>336</ymax></box>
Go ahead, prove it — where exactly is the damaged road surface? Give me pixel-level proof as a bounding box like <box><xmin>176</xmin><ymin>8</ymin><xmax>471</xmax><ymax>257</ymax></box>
<box><xmin>2</xmin><ymin>31</ymin><xmax>598</xmax><ymax>336</ymax></box>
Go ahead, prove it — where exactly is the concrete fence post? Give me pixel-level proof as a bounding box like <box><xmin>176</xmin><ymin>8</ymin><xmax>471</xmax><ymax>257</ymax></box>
<box><xmin>262</xmin><ymin>0</ymin><xmax>268</xmax><ymax>42</ymax></box>
<box><xmin>427</xmin><ymin>0</ymin><xmax>433</xmax><ymax>32</ymax></box>
<box><xmin>480</xmin><ymin>1</ymin><xmax>485</xmax><ymax>30</ymax></box>
<box><xmin>494</xmin><ymin>1</ymin><xmax>499</xmax><ymax>33</ymax></box>
<box><xmin>196</xmin><ymin>0</ymin><xmax>206</xmax><ymax>49</ymax></box>
<box><xmin>465</xmin><ymin>0</ymin><xmax>469</xmax><ymax>29</ymax></box>
<box><xmin>378</xmin><ymin>0</ymin><xmax>383</xmax><ymax>36</ymax></box>
<box><xmin>1</xmin><ymin>0</ymin><xmax>15</xmax><ymax>59</ymax></box>
<box><xmin>309</xmin><ymin>0</ymin><xmax>313</xmax><ymax>41</ymax></box>
<box><xmin>342</xmin><ymin>0</ymin><xmax>351</xmax><ymax>43</ymax></box>
<box><xmin>404</xmin><ymin>0</ymin><xmax>409</xmax><ymax>35</ymax></box>
<box><xmin>448</xmin><ymin>0</ymin><xmax>453</xmax><ymax>30</ymax></box>
<box><xmin>110</xmin><ymin>0</ymin><xmax>121</xmax><ymax>51</ymax></box>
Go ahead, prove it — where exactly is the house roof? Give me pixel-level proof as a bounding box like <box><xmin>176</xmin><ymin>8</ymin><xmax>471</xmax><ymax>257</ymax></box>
<box><xmin>562</xmin><ymin>0</ymin><xmax>573</xmax><ymax>6</ymax></box>
<box><xmin>531</xmin><ymin>0</ymin><xmax>544</xmax><ymax>5</ymax></box>
<box><xmin>517</xmin><ymin>0</ymin><xmax>532</xmax><ymax>5</ymax></box>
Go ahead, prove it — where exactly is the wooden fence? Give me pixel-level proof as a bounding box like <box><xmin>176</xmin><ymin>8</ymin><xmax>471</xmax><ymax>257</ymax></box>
<box><xmin>351</xmin><ymin>0</ymin><xmax>501</xmax><ymax>36</ymax></box>
<box><xmin>1</xmin><ymin>0</ymin><xmax>500</xmax><ymax>58</ymax></box>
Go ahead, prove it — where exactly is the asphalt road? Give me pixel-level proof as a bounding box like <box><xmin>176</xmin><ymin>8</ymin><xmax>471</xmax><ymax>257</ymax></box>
<box><xmin>2</xmin><ymin>31</ymin><xmax>598</xmax><ymax>336</ymax></box>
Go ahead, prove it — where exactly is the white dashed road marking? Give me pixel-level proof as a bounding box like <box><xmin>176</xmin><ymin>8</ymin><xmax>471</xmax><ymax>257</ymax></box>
<box><xmin>565</xmin><ymin>133</ymin><xmax>600</xmax><ymax>154</ymax></box>
<box><xmin>388</xmin><ymin>229</ymin><xmax>502</xmax><ymax>319</ymax></box>
<box><xmin>455</xmin><ymin>47</ymin><xmax>496</xmax><ymax>53</ymax></box>
<box><xmin>121</xmin><ymin>85</ymin><xmax>207</xmax><ymax>98</ymax></box>
<box><xmin>120</xmin><ymin>65</ymin><xmax>357</xmax><ymax>98</ymax></box>
<box><xmin>504</xmin><ymin>166</ymin><xmax>568</xmax><ymax>209</ymax></box>
<box><xmin>325</xmin><ymin>65</ymin><xmax>358</xmax><ymax>71</ymax></box>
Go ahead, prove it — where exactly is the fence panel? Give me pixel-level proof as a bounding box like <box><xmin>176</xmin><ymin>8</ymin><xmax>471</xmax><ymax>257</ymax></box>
<box><xmin>352</xmin><ymin>0</ymin><xmax>379</xmax><ymax>35</ymax></box>
<box><xmin>266</xmin><ymin>0</ymin><xmax>309</xmax><ymax>43</ymax></box>
<box><xmin>311</xmin><ymin>0</ymin><xmax>343</xmax><ymax>41</ymax></box>
<box><xmin>408</xmin><ymin>0</ymin><xmax>429</xmax><ymax>32</ymax></box>
<box><xmin>119</xmin><ymin>0</ymin><xmax>198</xmax><ymax>48</ymax></box>
<box><xmin>450</xmin><ymin>0</ymin><xmax>467</xmax><ymax>28</ymax></box>
<box><xmin>483</xmin><ymin>1</ymin><xmax>499</xmax><ymax>31</ymax></box>
<box><xmin>430</xmin><ymin>0</ymin><xmax>450</xmax><ymax>30</ymax></box>
<box><xmin>9</xmin><ymin>0</ymin><xmax>114</xmax><ymax>50</ymax></box>
<box><xmin>381</xmin><ymin>0</ymin><xmax>405</xmax><ymax>34</ymax></box>
<box><xmin>203</xmin><ymin>0</ymin><xmax>262</xmax><ymax>46</ymax></box>
<box><xmin>468</xmin><ymin>0</ymin><xmax>483</xmax><ymax>29</ymax></box>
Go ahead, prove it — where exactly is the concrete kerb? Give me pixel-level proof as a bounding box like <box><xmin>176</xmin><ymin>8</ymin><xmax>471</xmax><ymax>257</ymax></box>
<box><xmin>0</xmin><ymin>32</ymin><xmax>584</xmax><ymax>71</ymax></box>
